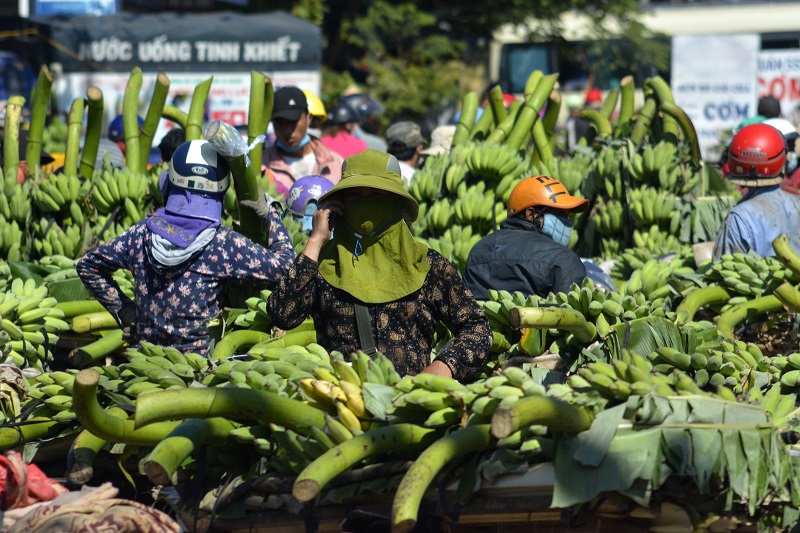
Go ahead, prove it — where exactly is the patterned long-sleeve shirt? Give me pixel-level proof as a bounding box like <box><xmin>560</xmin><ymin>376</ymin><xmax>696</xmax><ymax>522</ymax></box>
<box><xmin>77</xmin><ymin>207</ymin><xmax>296</xmax><ymax>354</ymax></box>
<box><xmin>267</xmin><ymin>250</ymin><xmax>492</xmax><ymax>380</ymax></box>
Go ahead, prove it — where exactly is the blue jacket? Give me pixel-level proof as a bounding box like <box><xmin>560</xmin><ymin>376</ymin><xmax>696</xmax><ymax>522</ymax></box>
<box><xmin>713</xmin><ymin>185</ymin><xmax>800</xmax><ymax>259</ymax></box>
<box><xmin>463</xmin><ymin>217</ymin><xmax>586</xmax><ymax>300</ymax></box>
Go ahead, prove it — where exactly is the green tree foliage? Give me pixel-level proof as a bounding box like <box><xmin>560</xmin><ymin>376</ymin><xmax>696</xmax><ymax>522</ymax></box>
<box><xmin>341</xmin><ymin>1</ymin><xmax>470</xmax><ymax>120</ymax></box>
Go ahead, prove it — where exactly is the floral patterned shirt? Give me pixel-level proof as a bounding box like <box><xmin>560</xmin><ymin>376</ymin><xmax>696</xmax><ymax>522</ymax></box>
<box><xmin>267</xmin><ymin>250</ymin><xmax>493</xmax><ymax>380</ymax></box>
<box><xmin>77</xmin><ymin>207</ymin><xmax>296</xmax><ymax>354</ymax></box>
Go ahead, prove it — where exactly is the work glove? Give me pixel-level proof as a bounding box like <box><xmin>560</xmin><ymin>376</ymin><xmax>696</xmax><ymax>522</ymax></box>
<box><xmin>113</xmin><ymin>305</ymin><xmax>138</xmax><ymax>345</ymax></box>
<box><xmin>239</xmin><ymin>191</ymin><xmax>283</xmax><ymax>222</ymax></box>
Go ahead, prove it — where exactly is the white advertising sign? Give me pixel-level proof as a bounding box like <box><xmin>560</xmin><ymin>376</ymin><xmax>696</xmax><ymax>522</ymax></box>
<box><xmin>758</xmin><ymin>49</ymin><xmax>800</xmax><ymax>117</ymax></box>
<box><xmin>55</xmin><ymin>70</ymin><xmax>321</xmax><ymax>147</ymax></box>
<box><xmin>671</xmin><ymin>34</ymin><xmax>759</xmax><ymax>162</ymax></box>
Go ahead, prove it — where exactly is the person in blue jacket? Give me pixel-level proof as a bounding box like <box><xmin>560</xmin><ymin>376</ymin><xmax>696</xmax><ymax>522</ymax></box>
<box><xmin>77</xmin><ymin>140</ymin><xmax>296</xmax><ymax>355</ymax></box>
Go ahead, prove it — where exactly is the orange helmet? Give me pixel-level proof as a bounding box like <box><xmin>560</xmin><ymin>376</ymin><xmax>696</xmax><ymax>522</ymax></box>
<box><xmin>507</xmin><ymin>176</ymin><xmax>589</xmax><ymax>217</ymax></box>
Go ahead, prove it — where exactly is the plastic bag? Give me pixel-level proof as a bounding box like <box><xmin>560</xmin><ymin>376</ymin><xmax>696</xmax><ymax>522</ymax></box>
<box><xmin>204</xmin><ymin>120</ymin><xmax>265</xmax><ymax>167</ymax></box>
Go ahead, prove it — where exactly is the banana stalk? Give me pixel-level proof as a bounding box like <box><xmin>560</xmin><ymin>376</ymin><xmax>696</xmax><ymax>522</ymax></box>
<box><xmin>204</xmin><ymin>120</ymin><xmax>266</xmax><ymax>244</ymax></box>
<box><xmin>773</xmin><ymin>234</ymin><xmax>800</xmax><ymax>277</ymax></box>
<box><xmin>578</xmin><ymin>109</ymin><xmax>612</xmax><ymax>140</ymax></box>
<box><xmin>3</xmin><ymin>96</ymin><xmax>24</xmax><ymax>194</ymax></box>
<box><xmin>293</xmin><ymin>424</ymin><xmax>438</xmax><ymax>502</ymax></box>
<box><xmin>144</xmin><ymin>417</ymin><xmax>238</xmax><ymax>486</ymax></box>
<box><xmin>675</xmin><ymin>285</ymin><xmax>731</xmax><ymax>324</ymax></box>
<box><xmin>509</xmin><ymin>307</ymin><xmax>597</xmax><ymax>343</ymax></box>
<box><xmin>66</xmin><ymin>406</ymin><xmax>128</xmax><ymax>485</ymax></box>
<box><xmin>247</xmin><ymin>329</ymin><xmax>317</xmax><ymax>356</ymax></box>
<box><xmin>122</xmin><ymin>67</ymin><xmax>143</xmax><ymax>173</ymax></box>
<box><xmin>80</xmin><ymin>87</ymin><xmax>104</xmax><ymax>179</ymax></box>
<box><xmin>661</xmin><ymin>101</ymin><xmax>701</xmax><ymax>163</ymax></box>
<box><xmin>247</xmin><ymin>71</ymin><xmax>273</xmax><ymax>172</ymax></box>
<box><xmin>133</xmin><ymin>386</ymin><xmax>327</xmax><ymax>434</ymax></box>
<box><xmin>470</xmin><ymin>101</ymin><xmax>494</xmax><ymax>140</ymax></box>
<box><xmin>531</xmin><ymin>119</ymin><xmax>553</xmax><ymax>167</ymax></box>
<box><xmin>505</xmin><ymin>73</ymin><xmax>559</xmax><ymax>151</ymax></box>
<box><xmin>630</xmin><ymin>98</ymin><xmax>658</xmax><ymax>146</ymax></box>
<box><xmin>139</xmin><ymin>72</ymin><xmax>171</xmax><ymax>171</ymax></box>
<box><xmin>600</xmin><ymin>87</ymin><xmax>620</xmax><ymax>119</ymax></box>
<box><xmin>392</xmin><ymin>424</ymin><xmax>494</xmax><ymax>533</ymax></box>
<box><xmin>644</xmin><ymin>75</ymin><xmax>681</xmax><ymax>142</ymax></box>
<box><xmin>774</xmin><ymin>282</ymin><xmax>800</xmax><ymax>312</ymax></box>
<box><xmin>490</xmin><ymin>396</ymin><xmax>593</xmax><ymax>439</ymax></box>
<box><xmin>69</xmin><ymin>329</ymin><xmax>124</xmax><ymax>368</ymax></box>
<box><xmin>451</xmin><ymin>91</ymin><xmax>479</xmax><ymax>148</ymax></box>
<box><xmin>210</xmin><ymin>329</ymin><xmax>272</xmax><ymax>360</ymax></box>
<box><xmin>523</xmin><ymin>70</ymin><xmax>543</xmax><ymax>99</ymax></box>
<box><xmin>26</xmin><ymin>65</ymin><xmax>53</xmax><ymax>174</ymax></box>
<box><xmin>162</xmin><ymin>105</ymin><xmax>188</xmax><ymax>128</ymax></box>
<box><xmin>542</xmin><ymin>90</ymin><xmax>561</xmax><ymax>139</ymax></box>
<box><xmin>0</xmin><ymin>417</ymin><xmax>63</xmax><ymax>450</ymax></box>
<box><xmin>486</xmin><ymin>84</ymin><xmax>508</xmax><ymax>126</ymax></box>
<box><xmin>64</xmin><ymin>97</ymin><xmax>86</xmax><ymax>178</ymax></box>
<box><xmin>73</xmin><ymin>369</ymin><xmax>180</xmax><ymax>446</ymax></box>
<box><xmin>485</xmin><ymin>100</ymin><xmax>523</xmax><ymax>145</ymax></box>
<box><xmin>616</xmin><ymin>75</ymin><xmax>635</xmax><ymax>134</ymax></box>
<box><xmin>716</xmin><ymin>294</ymin><xmax>783</xmax><ymax>339</ymax></box>
<box><xmin>185</xmin><ymin>77</ymin><xmax>212</xmax><ymax>141</ymax></box>
<box><xmin>55</xmin><ymin>299</ymin><xmax>106</xmax><ymax>319</ymax></box>
<box><xmin>71</xmin><ymin>310</ymin><xmax>118</xmax><ymax>333</ymax></box>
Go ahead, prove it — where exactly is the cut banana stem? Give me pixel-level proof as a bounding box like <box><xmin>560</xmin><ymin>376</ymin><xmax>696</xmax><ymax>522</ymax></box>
<box><xmin>452</xmin><ymin>91</ymin><xmax>479</xmax><ymax>148</ymax></box>
<box><xmin>491</xmin><ymin>395</ymin><xmax>594</xmax><ymax>439</ymax></box>
<box><xmin>773</xmin><ymin>234</ymin><xmax>800</xmax><ymax>278</ymax></box>
<box><xmin>293</xmin><ymin>423</ymin><xmax>438</xmax><ymax>502</ymax></box>
<box><xmin>27</xmin><ymin>65</ymin><xmax>53</xmax><ymax>174</ymax></box>
<box><xmin>660</xmin><ymin>101</ymin><xmax>701</xmax><ymax>163</ymax></box>
<box><xmin>139</xmin><ymin>71</ymin><xmax>171</xmax><ymax>171</ymax></box>
<box><xmin>66</xmin><ymin>406</ymin><xmax>128</xmax><ymax>485</ymax></box>
<box><xmin>645</xmin><ymin>75</ymin><xmax>681</xmax><ymax>142</ymax></box>
<box><xmin>246</xmin><ymin>71</ymin><xmax>271</xmax><ymax>172</ymax></box>
<box><xmin>509</xmin><ymin>307</ymin><xmax>597</xmax><ymax>343</ymax></box>
<box><xmin>55</xmin><ymin>300</ymin><xmax>106</xmax><ymax>319</ymax></box>
<box><xmin>122</xmin><ymin>67</ymin><xmax>143</xmax><ymax>173</ymax></box>
<box><xmin>630</xmin><ymin>98</ymin><xmax>658</xmax><ymax>146</ymax></box>
<box><xmin>162</xmin><ymin>105</ymin><xmax>188</xmax><ymax>128</ymax></box>
<box><xmin>73</xmin><ymin>369</ymin><xmax>180</xmax><ymax>446</ymax></box>
<box><xmin>69</xmin><ymin>328</ymin><xmax>124</xmax><ymax>368</ymax></box>
<box><xmin>133</xmin><ymin>386</ymin><xmax>327</xmax><ymax>435</ymax></box>
<box><xmin>186</xmin><ymin>76</ymin><xmax>212</xmax><ymax>141</ymax></box>
<box><xmin>0</xmin><ymin>417</ymin><xmax>62</xmax><ymax>451</ymax></box>
<box><xmin>392</xmin><ymin>424</ymin><xmax>494</xmax><ymax>533</ymax></box>
<box><xmin>81</xmin><ymin>86</ymin><xmax>104</xmax><ymax>179</ymax></box>
<box><xmin>617</xmin><ymin>75</ymin><xmax>635</xmax><ymax>130</ymax></box>
<box><xmin>579</xmin><ymin>109</ymin><xmax>612</xmax><ymax>140</ymax></box>
<box><xmin>71</xmin><ymin>311</ymin><xmax>118</xmax><ymax>333</ymax></box>
<box><xmin>675</xmin><ymin>285</ymin><xmax>731</xmax><ymax>324</ymax></box>
<box><xmin>774</xmin><ymin>282</ymin><xmax>800</xmax><ymax>312</ymax></box>
<box><xmin>600</xmin><ymin>87</ymin><xmax>620</xmax><ymax>119</ymax></box>
<box><xmin>486</xmin><ymin>84</ymin><xmax>508</xmax><ymax>126</ymax></box>
<box><xmin>64</xmin><ymin>97</ymin><xmax>86</xmax><ymax>178</ymax></box>
<box><xmin>2</xmin><ymin>96</ymin><xmax>24</xmax><ymax>195</ymax></box>
<box><xmin>209</xmin><ymin>329</ymin><xmax>272</xmax><ymax>360</ymax></box>
<box><xmin>144</xmin><ymin>417</ymin><xmax>237</xmax><ymax>486</ymax></box>
<box><xmin>716</xmin><ymin>294</ymin><xmax>783</xmax><ymax>339</ymax></box>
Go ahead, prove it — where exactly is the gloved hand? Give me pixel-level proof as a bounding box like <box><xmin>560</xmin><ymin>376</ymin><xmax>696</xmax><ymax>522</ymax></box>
<box><xmin>240</xmin><ymin>191</ymin><xmax>282</xmax><ymax>221</ymax></box>
<box><xmin>114</xmin><ymin>305</ymin><xmax>138</xmax><ymax>344</ymax></box>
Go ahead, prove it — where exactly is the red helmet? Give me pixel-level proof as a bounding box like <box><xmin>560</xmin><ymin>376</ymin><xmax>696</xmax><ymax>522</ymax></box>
<box><xmin>727</xmin><ymin>123</ymin><xmax>787</xmax><ymax>186</ymax></box>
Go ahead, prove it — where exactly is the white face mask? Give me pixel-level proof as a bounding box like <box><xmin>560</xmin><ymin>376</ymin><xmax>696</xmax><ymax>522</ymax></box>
<box><xmin>789</xmin><ymin>152</ymin><xmax>798</xmax><ymax>175</ymax></box>
<box><xmin>540</xmin><ymin>213</ymin><xmax>573</xmax><ymax>246</ymax></box>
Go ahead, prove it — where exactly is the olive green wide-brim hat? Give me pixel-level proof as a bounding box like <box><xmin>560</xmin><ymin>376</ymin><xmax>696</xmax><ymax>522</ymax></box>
<box><xmin>320</xmin><ymin>149</ymin><xmax>419</xmax><ymax>222</ymax></box>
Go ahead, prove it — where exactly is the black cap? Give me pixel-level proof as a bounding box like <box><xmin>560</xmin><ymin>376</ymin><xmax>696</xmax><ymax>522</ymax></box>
<box><xmin>758</xmin><ymin>95</ymin><xmax>781</xmax><ymax>119</ymax></box>
<box><xmin>272</xmin><ymin>87</ymin><xmax>308</xmax><ymax>121</ymax></box>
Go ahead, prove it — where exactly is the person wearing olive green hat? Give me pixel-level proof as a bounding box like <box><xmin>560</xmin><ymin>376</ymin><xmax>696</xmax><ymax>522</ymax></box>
<box><xmin>267</xmin><ymin>149</ymin><xmax>492</xmax><ymax>380</ymax></box>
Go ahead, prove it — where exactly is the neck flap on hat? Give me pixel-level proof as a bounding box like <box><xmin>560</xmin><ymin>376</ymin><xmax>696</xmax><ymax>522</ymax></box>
<box><xmin>318</xmin><ymin>198</ymin><xmax>430</xmax><ymax>304</ymax></box>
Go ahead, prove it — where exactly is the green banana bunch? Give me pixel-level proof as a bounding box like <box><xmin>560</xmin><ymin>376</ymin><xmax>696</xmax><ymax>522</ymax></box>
<box><xmin>465</xmin><ymin>141</ymin><xmax>526</xmax><ymax>184</ymax></box>
<box><xmin>453</xmin><ymin>182</ymin><xmax>496</xmax><ymax>232</ymax></box>
<box><xmin>0</xmin><ymin>217</ymin><xmax>25</xmax><ymax>260</ymax></box>
<box><xmin>707</xmin><ymin>253</ymin><xmax>799</xmax><ymax>298</ymax></box>
<box><xmin>409</xmin><ymin>154</ymin><xmax>446</xmax><ymax>203</ymax></box>
<box><xmin>90</xmin><ymin>166</ymin><xmax>149</xmax><ymax>219</ymax></box>
<box><xmin>424</xmin><ymin>198</ymin><xmax>456</xmax><ymax>236</ymax></box>
<box><xmin>0</xmin><ymin>185</ymin><xmax>32</xmax><ymax>225</ymax></box>
<box><xmin>591</xmin><ymin>199</ymin><xmax>626</xmax><ymax>236</ymax></box>
<box><xmin>232</xmin><ymin>289</ymin><xmax>274</xmax><ymax>331</ymax></box>
<box><xmin>30</xmin><ymin>173</ymin><xmax>82</xmax><ymax>214</ymax></box>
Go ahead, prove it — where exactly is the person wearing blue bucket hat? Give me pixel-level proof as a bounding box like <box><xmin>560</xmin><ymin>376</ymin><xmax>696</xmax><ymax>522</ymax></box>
<box><xmin>267</xmin><ymin>149</ymin><xmax>492</xmax><ymax>380</ymax></box>
<box><xmin>77</xmin><ymin>140</ymin><xmax>296</xmax><ymax>355</ymax></box>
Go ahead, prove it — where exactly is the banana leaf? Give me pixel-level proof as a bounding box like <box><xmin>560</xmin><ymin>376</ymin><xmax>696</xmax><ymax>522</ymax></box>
<box><xmin>690</xmin><ymin>195</ymin><xmax>738</xmax><ymax>244</ymax></box>
<box><xmin>605</xmin><ymin>316</ymin><xmax>684</xmax><ymax>359</ymax></box>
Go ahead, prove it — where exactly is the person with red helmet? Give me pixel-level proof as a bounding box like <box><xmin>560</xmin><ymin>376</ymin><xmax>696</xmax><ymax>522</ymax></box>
<box><xmin>464</xmin><ymin>175</ymin><xmax>589</xmax><ymax>299</ymax></box>
<box><xmin>713</xmin><ymin>122</ymin><xmax>800</xmax><ymax>259</ymax></box>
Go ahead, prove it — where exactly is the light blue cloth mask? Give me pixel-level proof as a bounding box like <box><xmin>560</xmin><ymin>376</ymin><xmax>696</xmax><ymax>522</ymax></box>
<box><xmin>277</xmin><ymin>134</ymin><xmax>311</xmax><ymax>153</ymax></box>
<box><xmin>541</xmin><ymin>213</ymin><xmax>573</xmax><ymax>247</ymax></box>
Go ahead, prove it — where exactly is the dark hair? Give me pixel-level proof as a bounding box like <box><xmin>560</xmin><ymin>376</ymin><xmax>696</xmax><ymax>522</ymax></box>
<box><xmin>758</xmin><ymin>96</ymin><xmax>781</xmax><ymax>119</ymax></box>
<box><xmin>387</xmin><ymin>142</ymin><xmax>416</xmax><ymax>162</ymax></box>
<box><xmin>159</xmin><ymin>128</ymin><xmax>186</xmax><ymax>163</ymax></box>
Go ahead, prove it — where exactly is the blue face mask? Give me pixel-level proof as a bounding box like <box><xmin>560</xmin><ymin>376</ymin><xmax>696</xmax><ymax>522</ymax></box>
<box><xmin>789</xmin><ymin>153</ymin><xmax>798</xmax><ymax>175</ymax></box>
<box><xmin>277</xmin><ymin>134</ymin><xmax>311</xmax><ymax>153</ymax></box>
<box><xmin>540</xmin><ymin>213</ymin><xmax>573</xmax><ymax>247</ymax></box>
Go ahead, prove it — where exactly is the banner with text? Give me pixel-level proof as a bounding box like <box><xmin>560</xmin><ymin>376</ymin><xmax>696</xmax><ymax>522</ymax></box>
<box><xmin>671</xmin><ymin>34</ymin><xmax>759</xmax><ymax>162</ymax></box>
